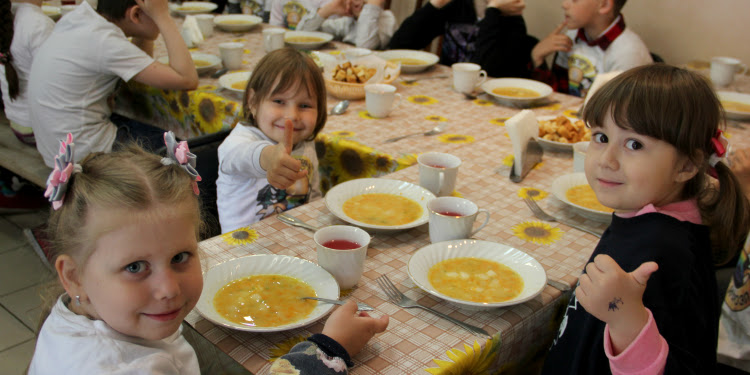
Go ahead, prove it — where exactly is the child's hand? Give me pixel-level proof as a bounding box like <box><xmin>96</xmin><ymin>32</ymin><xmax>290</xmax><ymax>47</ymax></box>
<box><xmin>577</xmin><ymin>254</ymin><xmax>658</xmax><ymax>353</ymax></box>
<box><xmin>429</xmin><ymin>0</ymin><xmax>453</xmax><ymax>9</ymax></box>
<box><xmin>322</xmin><ymin>300</ymin><xmax>389</xmax><ymax>357</ymax></box>
<box><xmin>261</xmin><ymin>120</ymin><xmax>308</xmax><ymax>189</ymax></box>
<box><xmin>319</xmin><ymin>0</ymin><xmax>351</xmax><ymax>18</ymax></box>
<box><xmin>531</xmin><ymin>22</ymin><xmax>572</xmax><ymax>68</ymax></box>
<box><xmin>729</xmin><ymin>147</ymin><xmax>750</xmax><ymax>200</ymax></box>
<box><xmin>135</xmin><ymin>0</ymin><xmax>170</xmax><ymax>23</ymax></box>
<box><xmin>488</xmin><ymin>0</ymin><xmax>525</xmax><ymax>16</ymax></box>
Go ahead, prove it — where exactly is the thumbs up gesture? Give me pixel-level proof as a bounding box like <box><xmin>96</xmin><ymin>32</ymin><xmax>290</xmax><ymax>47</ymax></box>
<box><xmin>530</xmin><ymin>21</ymin><xmax>572</xmax><ymax>68</ymax></box>
<box><xmin>261</xmin><ymin>119</ymin><xmax>308</xmax><ymax>189</ymax></box>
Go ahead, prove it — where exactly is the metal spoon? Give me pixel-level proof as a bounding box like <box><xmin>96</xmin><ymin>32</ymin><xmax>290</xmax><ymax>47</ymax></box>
<box><xmin>401</xmin><ymin>74</ymin><xmax>449</xmax><ymax>84</ymax></box>
<box><xmin>329</xmin><ymin>100</ymin><xmax>349</xmax><ymax>115</ymax></box>
<box><xmin>302</xmin><ymin>297</ymin><xmax>374</xmax><ymax>311</ymax></box>
<box><xmin>211</xmin><ymin>68</ymin><xmax>229</xmax><ymax>79</ymax></box>
<box><xmin>277</xmin><ymin>213</ymin><xmax>319</xmax><ymax>232</ymax></box>
<box><xmin>383</xmin><ymin>122</ymin><xmax>449</xmax><ymax>143</ymax></box>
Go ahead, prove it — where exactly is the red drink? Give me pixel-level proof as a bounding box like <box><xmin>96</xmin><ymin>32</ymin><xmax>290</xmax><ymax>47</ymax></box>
<box><xmin>322</xmin><ymin>239</ymin><xmax>361</xmax><ymax>250</ymax></box>
<box><xmin>426</xmin><ymin>163</ymin><xmax>446</xmax><ymax>169</ymax></box>
<box><xmin>437</xmin><ymin>211</ymin><xmax>464</xmax><ymax>217</ymax></box>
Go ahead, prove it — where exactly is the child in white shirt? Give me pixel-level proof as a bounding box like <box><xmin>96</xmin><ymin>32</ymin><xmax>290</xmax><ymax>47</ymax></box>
<box><xmin>270</xmin><ymin>0</ymin><xmax>330</xmax><ymax>29</ymax></box>
<box><xmin>297</xmin><ymin>0</ymin><xmax>396</xmax><ymax>50</ymax></box>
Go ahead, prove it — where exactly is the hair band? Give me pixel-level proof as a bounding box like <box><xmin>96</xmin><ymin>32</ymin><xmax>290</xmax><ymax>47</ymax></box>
<box><xmin>708</xmin><ymin>130</ymin><xmax>729</xmax><ymax>178</ymax></box>
<box><xmin>161</xmin><ymin>131</ymin><xmax>202</xmax><ymax>195</ymax></box>
<box><xmin>45</xmin><ymin>133</ymin><xmax>82</xmax><ymax>210</ymax></box>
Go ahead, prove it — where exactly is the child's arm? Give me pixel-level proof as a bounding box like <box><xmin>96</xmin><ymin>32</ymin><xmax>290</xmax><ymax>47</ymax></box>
<box><xmin>130</xmin><ymin>0</ymin><xmax>199</xmax><ymax>90</ymax></box>
<box><xmin>729</xmin><ymin>147</ymin><xmax>750</xmax><ymax>201</ymax></box>
<box><xmin>488</xmin><ymin>0</ymin><xmax>525</xmax><ymax>16</ymax></box>
<box><xmin>577</xmin><ymin>254</ymin><xmax>668</xmax><ymax>374</ymax></box>
<box><xmin>259</xmin><ymin>120</ymin><xmax>308</xmax><ymax>189</ymax></box>
<box><xmin>530</xmin><ymin>22</ymin><xmax>571</xmax><ymax>68</ymax></box>
<box><xmin>387</xmin><ymin>0</ymin><xmax>451</xmax><ymax>50</ymax></box>
<box><xmin>296</xmin><ymin>0</ymin><xmax>349</xmax><ymax>34</ymax></box>
<box><xmin>353</xmin><ymin>0</ymin><xmax>393</xmax><ymax>49</ymax></box>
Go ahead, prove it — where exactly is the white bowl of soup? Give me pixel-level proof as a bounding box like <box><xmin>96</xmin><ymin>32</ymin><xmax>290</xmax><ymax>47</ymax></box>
<box><xmin>284</xmin><ymin>31</ymin><xmax>334</xmax><ymax>50</ymax></box>
<box><xmin>172</xmin><ymin>1</ymin><xmax>218</xmax><ymax>15</ymax></box>
<box><xmin>718</xmin><ymin>91</ymin><xmax>750</xmax><ymax>121</ymax></box>
<box><xmin>213</xmin><ymin>14</ymin><xmax>262</xmax><ymax>32</ymax></box>
<box><xmin>376</xmin><ymin>49</ymin><xmax>440</xmax><ymax>74</ymax></box>
<box><xmin>159</xmin><ymin>52</ymin><xmax>221</xmax><ymax>75</ymax></box>
<box><xmin>325</xmin><ymin>178</ymin><xmax>435</xmax><ymax>232</ymax></box>
<box><xmin>195</xmin><ymin>254</ymin><xmax>339</xmax><ymax>332</ymax></box>
<box><xmin>219</xmin><ymin>71</ymin><xmax>252</xmax><ymax>93</ymax></box>
<box><xmin>551</xmin><ymin>172</ymin><xmax>613</xmax><ymax>223</ymax></box>
<box><xmin>482</xmin><ymin>78</ymin><xmax>553</xmax><ymax>105</ymax></box>
<box><xmin>408</xmin><ymin>240</ymin><xmax>547</xmax><ymax>310</ymax></box>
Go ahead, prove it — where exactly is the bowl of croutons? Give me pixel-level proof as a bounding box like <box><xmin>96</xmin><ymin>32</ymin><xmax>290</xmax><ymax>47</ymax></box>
<box><xmin>324</xmin><ymin>58</ymin><xmax>400</xmax><ymax>100</ymax></box>
<box><xmin>535</xmin><ymin>115</ymin><xmax>590</xmax><ymax>152</ymax></box>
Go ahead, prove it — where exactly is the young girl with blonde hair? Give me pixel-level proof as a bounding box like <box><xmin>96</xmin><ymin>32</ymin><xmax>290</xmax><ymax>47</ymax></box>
<box><xmin>542</xmin><ymin>64</ymin><xmax>750</xmax><ymax>374</ymax></box>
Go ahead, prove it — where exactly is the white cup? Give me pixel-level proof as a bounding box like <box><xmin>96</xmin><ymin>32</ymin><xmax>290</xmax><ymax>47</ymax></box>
<box><xmin>573</xmin><ymin>141</ymin><xmax>588</xmax><ymax>173</ymax></box>
<box><xmin>365</xmin><ymin>83</ymin><xmax>401</xmax><ymax>118</ymax></box>
<box><xmin>194</xmin><ymin>14</ymin><xmax>215</xmax><ymax>38</ymax></box>
<box><xmin>218</xmin><ymin>42</ymin><xmax>244</xmax><ymax>71</ymax></box>
<box><xmin>263</xmin><ymin>28</ymin><xmax>286</xmax><ymax>53</ymax></box>
<box><xmin>452</xmin><ymin>62</ymin><xmax>487</xmax><ymax>94</ymax></box>
<box><xmin>711</xmin><ymin>57</ymin><xmax>748</xmax><ymax>87</ymax></box>
<box><xmin>343</xmin><ymin>48</ymin><xmax>372</xmax><ymax>60</ymax></box>
<box><xmin>428</xmin><ymin>197</ymin><xmax>490</xmax><ymax>243</ymax></box>
<box><xmin>314</xmin><ymin>225</ymin><xmax>371</xmax><ymax>290</ymax></box>
<box><xmin>418</xmin><ymin>152</ymin><xmax>461</xmax><ymax>197</ymax></box>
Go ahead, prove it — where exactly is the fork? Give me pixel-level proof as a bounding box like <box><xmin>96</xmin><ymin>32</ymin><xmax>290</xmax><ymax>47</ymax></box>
<box><xmin>376</xmin><ymin>275</ymin><xmax>491</xmax><ymax>338</ymax></box>
<box><xmin>401</xmin><ymin>74</ymin><xmax>449</xmax><ymax>84</ymax></box>
<box><xmin>523</xmin><ymin>197</ymin><xmax>602</xmax><ymax>238</ymax></box>
<box><xmin>383</xmin><ymin>122</ymin><xmax>448</xmax><ymax>143</ymax></box>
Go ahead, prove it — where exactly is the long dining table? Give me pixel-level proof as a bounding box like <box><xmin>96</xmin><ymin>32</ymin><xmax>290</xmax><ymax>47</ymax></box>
<box><xmin>114</xmin><ymin>15</ymin><xmax>750</xmax><ymax>374</ymax></box>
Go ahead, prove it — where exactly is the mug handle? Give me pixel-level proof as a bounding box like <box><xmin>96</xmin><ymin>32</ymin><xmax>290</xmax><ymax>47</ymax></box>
<box><xmin>393</xmin><ymin>93</ymin><xmax>402</xmax><ymax>109</ymax></box>
<box><xmin>476</xmin><ymin>70</ymin><xmax>487</xmax><ymax>88</ymax></box>
<box><xmin>437</xmin><ymin>170</ymin><xmax>444</xmax><ymax>196</ymax></box>
<box><xmin>469</xmin><ymin>209</ymin><xmax>490</xmax><ymax>237</ymax></box>
<box><xmin>738</xmin><ymin>63</ymin><xmax>748</xmax><ymax>75</ymax></box>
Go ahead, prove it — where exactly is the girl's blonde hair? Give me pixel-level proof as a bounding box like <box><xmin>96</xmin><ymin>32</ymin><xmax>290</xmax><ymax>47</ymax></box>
<box><xmin>39</xmin><ymin>144</ymin><xmax>204</xmax><ymax>327</ymax></box>
<box><xmin>583</xmin><ymin>64</ymin><xmax>750</xmax><ymax>265</ymax></box>
<box><xmin>240</xmin><ymin>47</ymin><xmax>327</xmax><ymax>141</ymax></box>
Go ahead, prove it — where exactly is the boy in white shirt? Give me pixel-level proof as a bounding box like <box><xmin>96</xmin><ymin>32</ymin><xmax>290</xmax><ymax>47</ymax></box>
<box><xmin>296</xmin><ymin>0</ymin><xmax>395</xmax><ymax>50</ymax></box>
<box><xmin>270</xmin><ymin>0</ymin><xmax>330</xmax><ymax>29</ymax></box>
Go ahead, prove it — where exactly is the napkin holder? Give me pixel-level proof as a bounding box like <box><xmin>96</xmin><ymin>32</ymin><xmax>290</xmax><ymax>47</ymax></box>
<box><xmin>181</xmin><ymin>16</ymin><xmax>204</xmax><ymax>48</ymax></box>
<box><xmin>509</xmin><ymin>139</ymin><xmax>542</xmax><ymax>182</ymax></box>
<box><xmin>506</xmin><ymin>109</ymin><xmax>543</xmax><ymax>183</ymax></box>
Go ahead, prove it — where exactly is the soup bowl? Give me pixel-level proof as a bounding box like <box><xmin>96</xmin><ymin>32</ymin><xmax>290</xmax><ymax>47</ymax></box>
<box><xmin>482</xmin><ymin>78</ymin><xmax>553</xmax><ymax>105</ymax></box>
<box><xmin>376</xmin><ymin>49</ymin><xmax>440</xmax><ymax>74</ymax></box>
<box><xmin>213</xmin><ymin>14</ymin><xmax>262</xmax><ymax>32</ymax></box>
<box><xmin>219</xmin><ymin>71</ymin><xmax>252</xmax><ymax>93</ymax></box>
<box><xmin>284</xmin><ymin>31</ymin><xmax>334</xmax><ymax>50</ymax></box>
<box><xmin>550</xmin><ymin>172</ymin><xmax>613</xmax><ymax>223</ymax></box>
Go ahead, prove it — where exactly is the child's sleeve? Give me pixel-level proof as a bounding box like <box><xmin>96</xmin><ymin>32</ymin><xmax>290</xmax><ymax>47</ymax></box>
<box><xmin>604</xmin><ymin>308</ymin><xmax>668</xmax><ymax>375</ymax></box>
<box><xmin>387</xmin><ymin>2</ymin><xmax>446</xmax><ymax>50</ymax></box>
<box><xmin>218</xmin><ymin>130</ymin><xmax>273</xmax><ymax>178</ymax></box>
<box><xmin>269</xmin><ymin>334</ymin><xmax>352</xmax><ymax>374</ymax></box>
<box><xmin>353</xmin><ymin>5</ymin><xmax>395</xmax><ymax>50</ymax></box>
<box><xmin>473</xmin><ymin>7</ymin><xmax>536</xmax><ymax>78</ymax></box>
<box><xmin>296</xmin><ymin>9</ymin><xmax>326</xmax><ymax>32</ymax></box>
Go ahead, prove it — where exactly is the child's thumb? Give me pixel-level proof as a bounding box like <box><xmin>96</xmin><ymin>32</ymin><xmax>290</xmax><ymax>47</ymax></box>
<box><xmin>631</xmin><ymin>261</ymin><xmax>658</xmax><ymax>287</ymax></box>
<box><xmin>554</xmin><ymin>21</ymin><xmax>567</xmax><ymax>34</ymax></box>
<box><xmin>284</xmin><ymin>119</ymin><xmax>294</xmax><ymax>154</ymax></box>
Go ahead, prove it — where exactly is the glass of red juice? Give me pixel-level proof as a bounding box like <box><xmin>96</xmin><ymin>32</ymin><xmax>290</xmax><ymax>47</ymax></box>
<box><xmin>314</xmin><ymin>225</ymin><xmax>371</xmax><ymax>289</ymax></box>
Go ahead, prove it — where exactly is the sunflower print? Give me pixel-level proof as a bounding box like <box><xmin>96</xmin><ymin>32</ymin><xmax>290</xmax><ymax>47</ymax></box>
<box><xmin>358</xmin><ymin>110</ymin><xmax>377</xmax><ymax>120</ymax></box>
<box><xmin>198</xmin><ymin>84</ymin><xmax>217</xmax><ymax>91</ymax></box>
<box><xmin>221</xmin><ymin>227</ymin><xmax>259</xmax><ymax>245</ymax></box>
<box><xmin>424</xmin><ymin>334</ymin><xmax>501</xmax><ymax>375</ymax></box>
<box><xmin>400</xmin><ymin>80</ymin><xmax>419</xmax><ymax>86</ymax></box>
<box><xmin>538</xmin><ymin>103</ymin><xmax>562</xmax><ymax>111</ymax></box>
<box><xmin>472</xmin><ymin>98</ymin><xmax>493</xmax><ymax>106</ymax></box>
<box><xmin>395</xmin><ymin>153</ymin><xmax>418</xmax><ymax>169</ymax></box>
<box><xmin>489</xmin><ymin>117</ymin><xmax>508</xmax><ymax>126</ymax></box>
<box><xmin>407</xmin><ymin>95</ymin><xmax>438</xmax><ymax>105</ymax></box>
<box><xmin>518</xmin><ymin>187</ymin><xmax>548</xmax><ymax>200</ymax></box>
<box><xmin>188</xmin><ymin>92</ymin><xmax>228</xmax><ymax>134</ymax></box>
<box><xmin>331</xmin><ymin>130</ymin><xmax>356</xmax><ymax>138</ymax></box>
<box><xmin>319</xmin><ymin>137</ymin><xmax>378</xmax><ymax>182</ymax></box>
<box><xmin>450</xmin><ymin>190</ymin><xmax>463</xmax><ymax>198</ymax></box>
<box><xmin>437</xmin><ymin>134</ymin><xmax>475</xmax><ymax>144</ymax></box>
<box><xmin>374</xmin><ymin>154</ymin><xmax>396</xmax><ymax>173</ymax></box>
<box><xmin>232</xmin><ymin>38</ymin><xmax>246</xmax><ymax>43</ymax></box>
<box><xmin>243</xmin><ymin>49</ymin><xmax>251</xmax><ymax>54</ymax></box>
<box><xmin>562</xmin><ymin>108</ymin><xmax>579</xmax><ymax>118</ymax></box>
<box><xmin>502</xmin><ymin>155</ymin><xmax>515</xmax><ymax>167</ymax></box>
<box><xmin>512</xmin><ymin>221</ymin><xmax>562</xmax><ymax>245</ymax></box>
<box><xmin>425</xmin><ymin>115</ymin><xmax>448</xmax><ymax>122</ymax></box>
<box><xmin>328</xmin><ymin>50</ymin><xmax>342</xmax><ymax>55</ymax></box>
<box><xmin>269</xmin><ymin>335</ymin><xmax>309</xmax><ymax>361</ymax></box>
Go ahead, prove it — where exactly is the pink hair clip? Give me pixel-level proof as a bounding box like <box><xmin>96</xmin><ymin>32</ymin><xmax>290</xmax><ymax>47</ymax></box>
<box><xmin>708</xmin><ymin>130</ymin><xmax>729</xmax><ymax>178</ymax></box>
<box><xmin>161</xmin><ymin>131</ymin><xmax>202</xmax><ymax>195</ymax></box>
<box><xmin>44</xmin><ymin>133</ymin><xmax>82</xmax><ymax>210</ymax></box>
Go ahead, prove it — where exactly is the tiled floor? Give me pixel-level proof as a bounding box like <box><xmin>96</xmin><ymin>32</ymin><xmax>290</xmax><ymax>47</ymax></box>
<box><xmin>0</xmin><ymin>208</ymin><xmax>52</xmax><ymax>374</ymax></box>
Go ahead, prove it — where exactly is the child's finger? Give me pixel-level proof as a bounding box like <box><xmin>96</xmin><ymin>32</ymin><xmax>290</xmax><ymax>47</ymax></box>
<box><xmin>553</xmin><ymin>21</ymin><xmax>567</xmax><ymax>35</ymax></box>
<box><xmin>630</xmin><ymin>261</ymin><xmax>658</xmax><ymax>286</ymax></box>
<box><xmin>284</xmin><ymin>119</ymin><xmax>294</xmax><ymax>154</ymax></box>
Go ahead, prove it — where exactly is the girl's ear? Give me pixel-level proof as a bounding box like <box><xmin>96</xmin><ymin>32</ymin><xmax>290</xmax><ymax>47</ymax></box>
<box><xmin>55</xmin><ymin>254</ymin><xmax>84</xmax><ymax>298</ymax></box>
<box><xmin>675</xmin><ymin>154</ymin><xmax>700</xmax><ymax>183</ymax></box>
<box><xmin>125</xmin><ymin>5</ymin><xmax>141</xmax><ymax>25</ymax></box>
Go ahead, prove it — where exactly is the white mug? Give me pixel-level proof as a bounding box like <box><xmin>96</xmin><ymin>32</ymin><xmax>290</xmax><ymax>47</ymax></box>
<box><xmin>711</xmin><ymin>57</ymin><xmax>748</xmax><ymax>87</ymax></box>
<box><xmin>218</xmin><ymin>42</ymin><xmax>244</xmax><ymax>71</ymax></box>
<box><xmin>194</xmin><ymin>14</ymin><xmax>215</xmax><ymax>38</ymax></box>
<box><xmin>365</xmin><ymin>83</ymin><xmax>401</xmax><ymax>118</ymax></box>
<box><xmin>263</xmin><ymin>28</ymin><xmax>286</xmax><ymax>53</ymax></box>
<box><xmin>428</xmin><ymin>197</ymin><xmax>490</xmax><ymax>243</ymax></box>
<box><xmin>314</xmin><ymin>225</ymin><xmax>371</xmax><ymax>290</ymax></box>
<box><xmin>418</xmin><ymin>152</ymin><xmax>461</xmax><ymax>197</ymax></box>
<box><xmin>452</xmin><ymin>62</ymin><xmax>487</xmax><ymax>94</ymax></box>
<box><xmin>573</xmin><ymin>141</ymin><xmax>588</xmax><ymax>173</ymax></box>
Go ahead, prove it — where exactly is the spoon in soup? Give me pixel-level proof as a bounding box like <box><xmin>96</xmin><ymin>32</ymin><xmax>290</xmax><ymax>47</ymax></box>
<box><xmin>302</xmin><ymin>297</ymin><xmax>374</xmax><ymax>311</ymax></box>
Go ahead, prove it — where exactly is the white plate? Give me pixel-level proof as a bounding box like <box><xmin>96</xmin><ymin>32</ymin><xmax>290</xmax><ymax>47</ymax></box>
<box><xmin>195</xmin><ymin>255</ymin><xmax>339</xmax><ymax>332</ymax></box>
<box><xmin>324</xmin><ymin>178</ymin><xmax>435</xmax><ymax>232</ymax></box>
<box><xmin>375</xmin><ymin>49</ymin><xmax>440</xmax><ymax>74</ymax></box>
<box><xmin>408</xmin><ymin>240</ymin><xmax>547</xmax><ymax>310</ymax></box>
<box><xmin>718</xmin><ymin>91</ymin><xmax>750</xmax><ymax>121</ymax></box>
<box><xmin>550</xmin><ymin>172</ymin><xmax>613</xmax><ymax>223</ymax></box>
<box><xmin>219</xmin><ymin>71</ymin><xmax>252</xmax><ymax>93</ymax></box>
<box><xmin>482</xmin><ymin>78</ymin><xmax>553</xmax><ymax>105</ymax></box>
<box><xmin>42</xmin><ymin>5</ymin><xmax>61</xmax><ymax>21</ymax></box>
<box><xmin>213</xmin><ymin>14</ymin><xmax>262</xmax><ymax>32</ymax></box>
<box><xmin>284</xmin><ymin>31</ymin><xmax>334</xmax><ymax>50</ymax></box>
<box><xmin>534</xmin><ymin>115</ymin><xmax>584</xmax><ymax>152</ymax></box>
<box><xmin>159</xmin><ymin>52</ymin><xmax>222</xmax><ymax>75</ymax></box>
<box><xmin>172</xmin><ymin>1</ymin><xmax>218</xmax><ymax>15</ymax></box>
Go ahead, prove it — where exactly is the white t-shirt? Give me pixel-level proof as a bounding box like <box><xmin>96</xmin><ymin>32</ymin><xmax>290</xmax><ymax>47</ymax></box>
<box><xmin>28</xmin><ymin>1</ymin><xmax>154</xmax><ymax>167</ymax></box>
<box><xmin>216</xmin><ymin>124</ymin><xmax>321</xmax><ymax>233</ymax></box>
<box><xmin>270</xmin><ymin>0</ymin><xmax>330</xmax><ymax>29</ymax></box>
<box><xmin>297</xmin><ymin>4</ymin><xmax>396</xmax><ymax>50</ymax></box>
<box><xmin>0</xmin><ymin>3</ymin><xmax>54</xmax><ymax>127</ymax></box>
<box><xmin>554</xmin><ymin>18</ymin><xmax>652</xmax><ymax>98</ymax></box>
<box><xmin>29</xmin><ymin>295</ymin><xmax>199</xmax><ymax>375</ymax></box>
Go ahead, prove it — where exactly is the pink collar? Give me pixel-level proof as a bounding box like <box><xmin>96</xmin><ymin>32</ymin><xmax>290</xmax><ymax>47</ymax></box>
<box><xmin>616</xmin><ymin>200</ymin><xmax>702</xmax><ymax>225</ymax></box>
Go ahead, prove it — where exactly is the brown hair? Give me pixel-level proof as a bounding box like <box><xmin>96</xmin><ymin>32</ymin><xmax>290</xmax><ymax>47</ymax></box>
<box><xmin>240</xmin><ymin>47</ymin><xmax>327</xmax><ymax>141</ymax></box>
<box><xmin>583</xmin><ymin>63</ymin><xmax>750</xmax><ymax>265</ymax></box>
<box><xmin>96</xmin><ymin>0</ymin><xmax>137</xmax><ymax>21</ymax></box>
<box><xmin>1</xmin><ymin>0</ymin><xmax>19</xmax><ymax>100</ymax></box>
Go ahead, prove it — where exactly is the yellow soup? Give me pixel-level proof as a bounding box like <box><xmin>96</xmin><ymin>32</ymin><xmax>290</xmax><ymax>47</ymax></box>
<box><xmin>388</xmin><ymin>58</ymin><xmax>427</xmax><ymax>66</ymax></box>
<box><xmin>492</xmin><ymin>87</ymin><xmax>540</xmax><ymax>98</ymax></box>
<box><xmin>194</xmin><ymin>59</ymin><xmax>213</xmax><ymax>67</ymax></box>
<box><xmin>220</xmin><ymin>19</ymin><xmax>254</xmax><ymax>25</ymax></box>
<box><xmin>428</xmin><ymin>257</ymin><xmax>524</xmax><ymax>303</ymax></box>
<box><xmin>178</xmin><ymin>6</ymin><xmax>207</xmax><ymax>11</ymax></box>
<box><xmin>722</xmin><ymin>100</ymin><xmax>750</xmax><ymax>113</ymax></box>
<box><xmin>213</xmin><ymin>274</ymin><xmax>317</xmax><ymax>327</ymax></box>
<box><xmin>343</xmin><ymin>193</ymin><xmax>422</xmax><ymax>226</ymax></box>
<box><xmin>566</xmin><ymin>184</ymin><xmax>614</xmax><ymax>213</ymax></box>
<box><xmin>286</xmin><ymin>36</ymin><xmax>324</xmax><ymax>43</ymax></box>
<box><xmin>230</xmin><ymin>81</ymin><xmax>248</xmax><ymax>90</ymax></box>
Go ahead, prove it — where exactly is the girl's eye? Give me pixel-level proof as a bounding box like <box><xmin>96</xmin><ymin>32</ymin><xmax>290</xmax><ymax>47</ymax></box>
<box><xmin>272</xmin><ymin>99</ymin><xmax>284</xmax><ymax>105</ymax></box>
<box><xmin>300</xmin><ymin>103</ymin><xmax>312</xmax><ymax>109</ymax></box>
<box><xmin>592</xmin><ymin>133</ymin><xmax>608</xmax><ymax>143</ymax></box>
<box><xmin>125</xmin><ymin>261</ymin><xmax>147</xmax><ymax>274</ymax></box>
<box><xmin>172</xmin><ymin>252</ymin><xmax>191</xmax><ymax>264</ymax></box>
<box><xmin>625</xmin><ymin>139</ymin><xmax>643</xmax><ymax>150</ymax></box>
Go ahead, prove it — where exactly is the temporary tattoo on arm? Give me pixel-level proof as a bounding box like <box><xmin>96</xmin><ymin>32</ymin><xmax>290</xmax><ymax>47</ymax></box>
<box><xmin>608</xmin><ymin>297</ymin><xmax>623</xmax><ymax>311</ymax></box>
